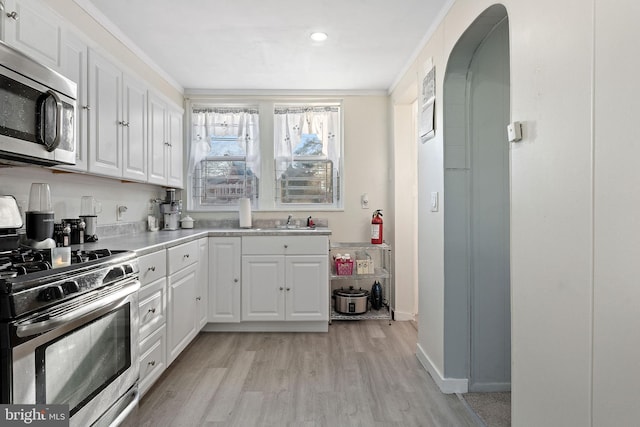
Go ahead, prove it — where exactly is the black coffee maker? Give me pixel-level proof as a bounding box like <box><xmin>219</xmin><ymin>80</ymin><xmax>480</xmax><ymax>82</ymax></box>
<box><xmin>24</xmin><ymin>183</ymin><xmax>55</xmax><ymax>249</ymax></box>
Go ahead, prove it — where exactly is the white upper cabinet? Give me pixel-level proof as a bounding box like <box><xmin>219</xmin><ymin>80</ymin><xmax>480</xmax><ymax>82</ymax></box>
<box><xmin>167</xmin><ymin>107</ymin><xmax>184</xmax><ymax>188</ymax></box>
<box><xmin>122</xmin><ymin>74</ymin><xmax>148</xmax><ymax>181</ymax></box>
<box><xmin>2</xmin><ymin>0</ymin><xmax>62</xmax><ymax>70</ymax></box>
<box><xmin>148</xmin><ymin>91</ymin><xmax>184</xmax><ymax>188</ymax></box>
<box><xmin>88</xmin><ymin>49</ymin><xmax>122</xmax><ymax>178</ymax></box>
<box><xmin>88</xmin><ymin>49</ymin><xmax>151</xmax><ymax>181</ymax></box>
<box><xmin>59</xmin><ymin>29</ymin><xmax>88</xmax><ymax>172</ymax></box>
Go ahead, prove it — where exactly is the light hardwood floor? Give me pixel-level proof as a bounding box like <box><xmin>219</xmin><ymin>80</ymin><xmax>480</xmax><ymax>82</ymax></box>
<box><xmin>123</xmin><ymin>321</ymin><xmax>479</xmax><ymax>427</ymax></box>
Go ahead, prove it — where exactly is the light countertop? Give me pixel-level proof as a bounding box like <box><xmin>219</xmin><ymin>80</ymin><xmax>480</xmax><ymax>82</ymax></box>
<box><xmin>76</xmin><ymin>227</ymin><xmax>332</xmax><ymax>256</ymax></box>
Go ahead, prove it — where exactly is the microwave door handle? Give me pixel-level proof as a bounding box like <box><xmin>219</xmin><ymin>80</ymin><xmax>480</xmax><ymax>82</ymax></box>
<box><xmin>50</xmin><ymin>90</ymin><xmax>63</xmax><ymax>151</ymax></box>
<box><xmin>38</xmin><ymin>91</ymin><xmax>63</xmax><ymax>152</ymax></box>
<box><xmin>15</xmin><ymin>280</ymin><xmax>140</xmax><ymax>338</ymax></box>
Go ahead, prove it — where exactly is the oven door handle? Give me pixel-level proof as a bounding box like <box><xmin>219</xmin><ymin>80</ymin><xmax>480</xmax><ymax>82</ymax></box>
<box><xmin>16</xmin><ymin>280</ymin><xmax>140</xmax><ymax>338</ymax></box>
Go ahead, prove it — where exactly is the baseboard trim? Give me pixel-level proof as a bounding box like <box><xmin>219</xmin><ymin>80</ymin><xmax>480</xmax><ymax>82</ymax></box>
<box><xmin>393</xmin><ymin>310</ymin><xmax>414</xmax><ymax>321</ymax></box>
<box><xmin>202</xmin><ymin>321</ymin><xmax>328</xmax><ymax>333</ymax></box>
<box><xmin>416</xmin><ymin>343</ymin><xmax>468</xmax><ymax>394</ymax></box>
<box><xmin>468</xmin><ymin>382</ymin><xmax>511</xmax><ymax>393</ymax></box>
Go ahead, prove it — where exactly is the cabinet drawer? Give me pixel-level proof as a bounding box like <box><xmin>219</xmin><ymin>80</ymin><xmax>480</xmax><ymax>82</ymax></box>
<box><xmin>242</xmin><ymin>236</ymin><xmax>327</xmax><ymax>255</ymax></box>
<box><xmin>139</xmin><ymin>326</ymin><xmax>166</xmax><ymax>397</ymax></box>
<box><xmin>138</xmin><ymin>250</ymin><xmax>166</xmax><ymax>286</ymax></box>
<box><xmin>167</xmin><ymin>240</ymin><xmax>199</xmax><ymax>274</ymax></box>
<box><xmin>138</xmin><ymin>277</ymin><xmax>166</xmax><ymax>341</ymax></box>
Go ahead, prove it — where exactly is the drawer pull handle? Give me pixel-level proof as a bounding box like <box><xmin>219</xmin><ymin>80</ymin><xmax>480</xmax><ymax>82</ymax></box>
<box><xmin>183</xmin><ymin>254</ymin><xmax>190</xmax><ymax>259</ymax></box>
<box><xmin>148</xmin><ymin>360</ymin><xmax>156</xmax><ymax>367</ymax></box>
<box><xmin>6</xmin><ymin>11</ymin><xmax>18</xmax><ymax>20</ymax></box>
<box><xmin>196</xmin><ymin>296</ymin><xmax>201</xmax><ymax>301</ymax></box>
<box><xmin>148</xmin><ymin>308</ymin><xmax>156</xmax><ymax>314</ymax></box>
<box><xmin>147</xmin><ymin>266</ymin><xmax>156</xmax><ymax>272</ymax></box>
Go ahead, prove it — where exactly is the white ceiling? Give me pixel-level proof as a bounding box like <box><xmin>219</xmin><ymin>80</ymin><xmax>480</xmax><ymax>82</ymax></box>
<box><xmin>82</xmin><ymin>0</ymin><xmax>450</xmax><ymax>92</ymax></box>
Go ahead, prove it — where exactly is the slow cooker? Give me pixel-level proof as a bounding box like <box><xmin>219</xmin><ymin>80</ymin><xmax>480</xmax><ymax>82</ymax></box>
<box><xmin>333</xmin><ymin>287</ymin><xmax>369</xmax><ymax>314</ymax></box>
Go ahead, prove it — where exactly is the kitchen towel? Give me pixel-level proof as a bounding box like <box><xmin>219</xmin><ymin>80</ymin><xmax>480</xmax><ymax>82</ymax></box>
<box><xmin>239</xmin><ymin>198</ymin><xmax>252</xmax><ymax>228</ymax></box>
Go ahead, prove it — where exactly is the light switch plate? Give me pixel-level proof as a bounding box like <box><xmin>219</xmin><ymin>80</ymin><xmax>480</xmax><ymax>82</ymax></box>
<box><xmin>430</xmin><ymin>192</ymin><xmax>439</xmax><ymax>212</ymax></box>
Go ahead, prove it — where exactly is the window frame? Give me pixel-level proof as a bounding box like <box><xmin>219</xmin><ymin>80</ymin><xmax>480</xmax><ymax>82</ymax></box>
<box><xmin>186</xmin><ymin>98</ymin><xmax>344</xmax><ymax>212</ymax></box>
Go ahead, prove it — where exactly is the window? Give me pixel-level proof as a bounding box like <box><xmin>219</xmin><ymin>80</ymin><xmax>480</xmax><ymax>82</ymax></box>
<box><xmin>274</xmin><ymin>105</ymin><xmax>341</xmax><ymax>207</ymax></box>
<box><xmin>187</xmin><ymin>100</ymin><xmax>343</xmax><ymax>211</ymax></box>
<box><xmin>189</xmin><ymin>107</ymin><xmax>260</xmax><ymax>209</ymax></box>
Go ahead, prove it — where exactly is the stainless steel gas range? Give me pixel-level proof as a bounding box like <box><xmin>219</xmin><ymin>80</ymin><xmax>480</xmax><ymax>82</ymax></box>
<box><xmin>0</xmin><ymin>246</ymin><xmax>141</xmax><ymax>427</ymax></box>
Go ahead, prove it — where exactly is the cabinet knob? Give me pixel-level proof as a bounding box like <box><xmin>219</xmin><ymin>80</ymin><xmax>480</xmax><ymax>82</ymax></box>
<box><xmin>148</xmin><ymin>308</ymin><xmax>156</xmax><ymax>314</ymax></box>
<box><xmin>147</xmin><ymin>266</ymin><xmax>156</xmax><ymax>272</ymax></box>
<box><xmin>234</xmin><ymin>278</ymin><xmax>239</xmax><ymax>283</ymax></box>
<box><xmin>183</xmin><ymin>254</ymin><xmax>190</xmax><ymax>259</ymax></box>
<box><xmin>6</xmin><ymin>11</ymin><xmax>18</xmax><ymax>20</ymax></box>
<box><xmin>279</xmin><ymin>287</ymin><xmax>284</xmax><ymax>291</ymax></box>
<box><xmin>196</xmin><ymin>296</ymin><xmax>201</xmax><ymax>301</ymax></box>
<box><xmin>148</xmin><ymin>360</ymin><xmax>156</xmax><ymax>367</ymax></box>
<box><xmin>82</xmin><ymin>105</ymin><xmax>91</xmax><ymax>111</ymax></box>
<box><xmin>284</xmin><ymin>245</ymin><xmax>288</xmax><ymax>249</ymax></box>
<box><xmin>286</xmin><ymin>287</ymin><xmax>291</xmax><ymax>291</ymax></box>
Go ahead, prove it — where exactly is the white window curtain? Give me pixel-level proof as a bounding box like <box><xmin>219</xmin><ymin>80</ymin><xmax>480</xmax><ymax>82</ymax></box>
<box><xmin>274</xmin><ymin>105</ymin><xmax>340</xmax><ymax>169</ymax></box>
<box><xmin>189</xmin><ymin>107</ymin><xmax>260</xmax><ymax>179</ymax></box>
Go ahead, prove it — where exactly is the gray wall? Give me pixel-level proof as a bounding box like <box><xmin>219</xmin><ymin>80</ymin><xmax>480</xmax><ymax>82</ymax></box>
<box><xmin>443</xmin><ymin>5</ymin><xmax>510</xmax><ymax>391</ymax></box>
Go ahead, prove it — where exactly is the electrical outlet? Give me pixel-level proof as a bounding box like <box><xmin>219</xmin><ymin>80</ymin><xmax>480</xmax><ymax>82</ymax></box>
<box><xmin>116</xmin><ymin>205</ymin><xmax>127</xmax><ymax>221</ymax></box>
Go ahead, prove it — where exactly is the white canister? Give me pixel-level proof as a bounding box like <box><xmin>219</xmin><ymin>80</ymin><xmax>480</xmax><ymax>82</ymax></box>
<box><xmin>239</xmin><ymin>198</ymin><xmax>252</xmax><ymax>228</ymax></box>
<box><xmin>180</xmin><ymin>216</ymin><xmax>194</xmax><ymax>229</ymax></box>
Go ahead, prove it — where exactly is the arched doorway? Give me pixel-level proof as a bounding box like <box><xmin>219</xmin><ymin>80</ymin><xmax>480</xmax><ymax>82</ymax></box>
<box><xmin>443</xmin><ymin>4</ymin><xmax>511</xmax><ymax>392</ymax></box>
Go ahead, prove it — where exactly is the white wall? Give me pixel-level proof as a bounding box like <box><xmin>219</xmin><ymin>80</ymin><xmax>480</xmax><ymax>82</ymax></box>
<box><xmin>592</xmin><ymin>1</ymin><xmax>640</xmax><ymax>425</ymax></box>
<box><xmin>390</xmin><ymin>0</ymin><xmax>640</xmax><ymax>425</ymax></box>
<box><xmin>0</xmin><ymin>166</ymin><xmax>162</xmax><ymax>225</ymax></box>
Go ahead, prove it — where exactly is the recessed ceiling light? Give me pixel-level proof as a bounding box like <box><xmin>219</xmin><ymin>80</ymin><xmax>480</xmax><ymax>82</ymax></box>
<box><xmin>310</xmin><ymin>32</ymin><xmax>328</xmax><ymax>42</ymax></box>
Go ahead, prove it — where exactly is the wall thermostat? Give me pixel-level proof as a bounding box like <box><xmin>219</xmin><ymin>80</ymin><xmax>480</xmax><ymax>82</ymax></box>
<box><xmin>507</xmin><ymin>121</ymin><xmax>523</xmax><ymax>142</ymax></box>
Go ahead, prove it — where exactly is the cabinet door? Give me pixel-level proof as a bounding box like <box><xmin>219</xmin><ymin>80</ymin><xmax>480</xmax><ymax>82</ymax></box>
<box><xmin>88</xmin><ymin>49</ymin><xmax>122</xmax><ymax>177</ymax></box>
<box><xmin>122</xmin><ymin>73</ymin><xmax>147</xmax><ymax>181</ymax></box>
<box><xmin>242</xmin><ymin>255</ymin><xmax>285</xmax><ymax>321</ymax></box>
<box><xmin>58</xmin><ymin>29</ymin><xmax>88</xmax><ymax>172</ymax></box>
<box><xmin>286</xmin><ymin>255</ymin><xmax>329</xmax><ymax>321</ymax></box>
<box><xmin>147</xmin><ymin>92</ymin><xmax>167</xmax><ymax>185</ymax></box>
<box><xmin>3</xmin><ymin>0</ymin><xmax>62</xmax><ymax>70</ymax></box>
<box><xmin>167</xmin><ymin>263</ymin><xmax>198</xmax><ymax>364</ymax></box>
<box><xmin>209</xmin><ymin>237</ymin><xmax>241</xmax><ymax>323</ymax></box>
<box><xmin>196</xmin><ymin>238</ymin><xmax>209</xmax><ymax>329</ymax></box>
<box><xmin>167</xmin><ymin>107</ymin><xmax>183</xmax><ymax>188</ymax></box>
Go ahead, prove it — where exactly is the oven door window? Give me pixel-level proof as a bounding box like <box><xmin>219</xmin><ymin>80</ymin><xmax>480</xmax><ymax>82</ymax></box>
<box><xmin>34</xmin><ymin>303</ymin><xmax>131</xmax><ymax>416</ymax></box>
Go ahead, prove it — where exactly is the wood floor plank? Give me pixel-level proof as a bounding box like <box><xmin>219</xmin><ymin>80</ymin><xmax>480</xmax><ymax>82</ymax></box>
<box><xmin>127</xmin><ymin>321</ymin><xmax>480</xmax><ymax>427</ymax></box>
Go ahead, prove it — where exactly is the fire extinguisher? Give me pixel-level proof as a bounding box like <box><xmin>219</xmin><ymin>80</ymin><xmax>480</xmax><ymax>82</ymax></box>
<box><xmin>371</xmin><ymin>209</ymin><xmax>383</xmax><ymax>244</ymax></box>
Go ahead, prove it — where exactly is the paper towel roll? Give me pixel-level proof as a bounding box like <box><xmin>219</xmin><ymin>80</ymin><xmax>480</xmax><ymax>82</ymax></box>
<box><xmin>239</xmin><ymin>198</ymin><xmax>252</xmax><ymax>228</ymax></box>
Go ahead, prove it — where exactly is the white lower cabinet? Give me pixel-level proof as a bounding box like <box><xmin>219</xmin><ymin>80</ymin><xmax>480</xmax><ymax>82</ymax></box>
<box><xmin>196</xmin><ymin>238</ymin><xmax>209</xmax><ymax>329</ymax></box>
<box><xmin>208</xmin><ymin>237</ymin><xmax>241</xmax><ymax>323</ymax></box>
<box><xmin>139</xmin><ymin>326</ymin><xmax>166</xmax><ymax>397</ymax></box>
<box><xmin>136</xmin><ymin>249</ymin><xmax>167</xmax><ymax>397</ymax></box>
<box><xmin>167</xmin><ymin>239</ymin><xmax>203</xmax><ymax>364</ymax></box>
<box><xmin>241</xmin><ymin>236</ymin><xmax>328</xmax><ymax>322</ymax></box>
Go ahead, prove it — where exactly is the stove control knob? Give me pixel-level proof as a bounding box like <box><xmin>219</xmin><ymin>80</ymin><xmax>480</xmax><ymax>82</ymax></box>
<box><xmin>62</xmin><ymin>281</ymin><xmax>80</xmax><ymax>294</ymax></box>
<box><xmin>38</xmin><ymin>285</ymin><xmax>64</xmax><ymax>302</ymax></box>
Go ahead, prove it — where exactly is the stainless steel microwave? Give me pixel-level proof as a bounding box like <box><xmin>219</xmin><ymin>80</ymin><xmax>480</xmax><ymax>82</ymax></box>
<box><xmin>0</xmin><ymin>40</ymin><xmax>76</xmax><ymax>166</ymax></box>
